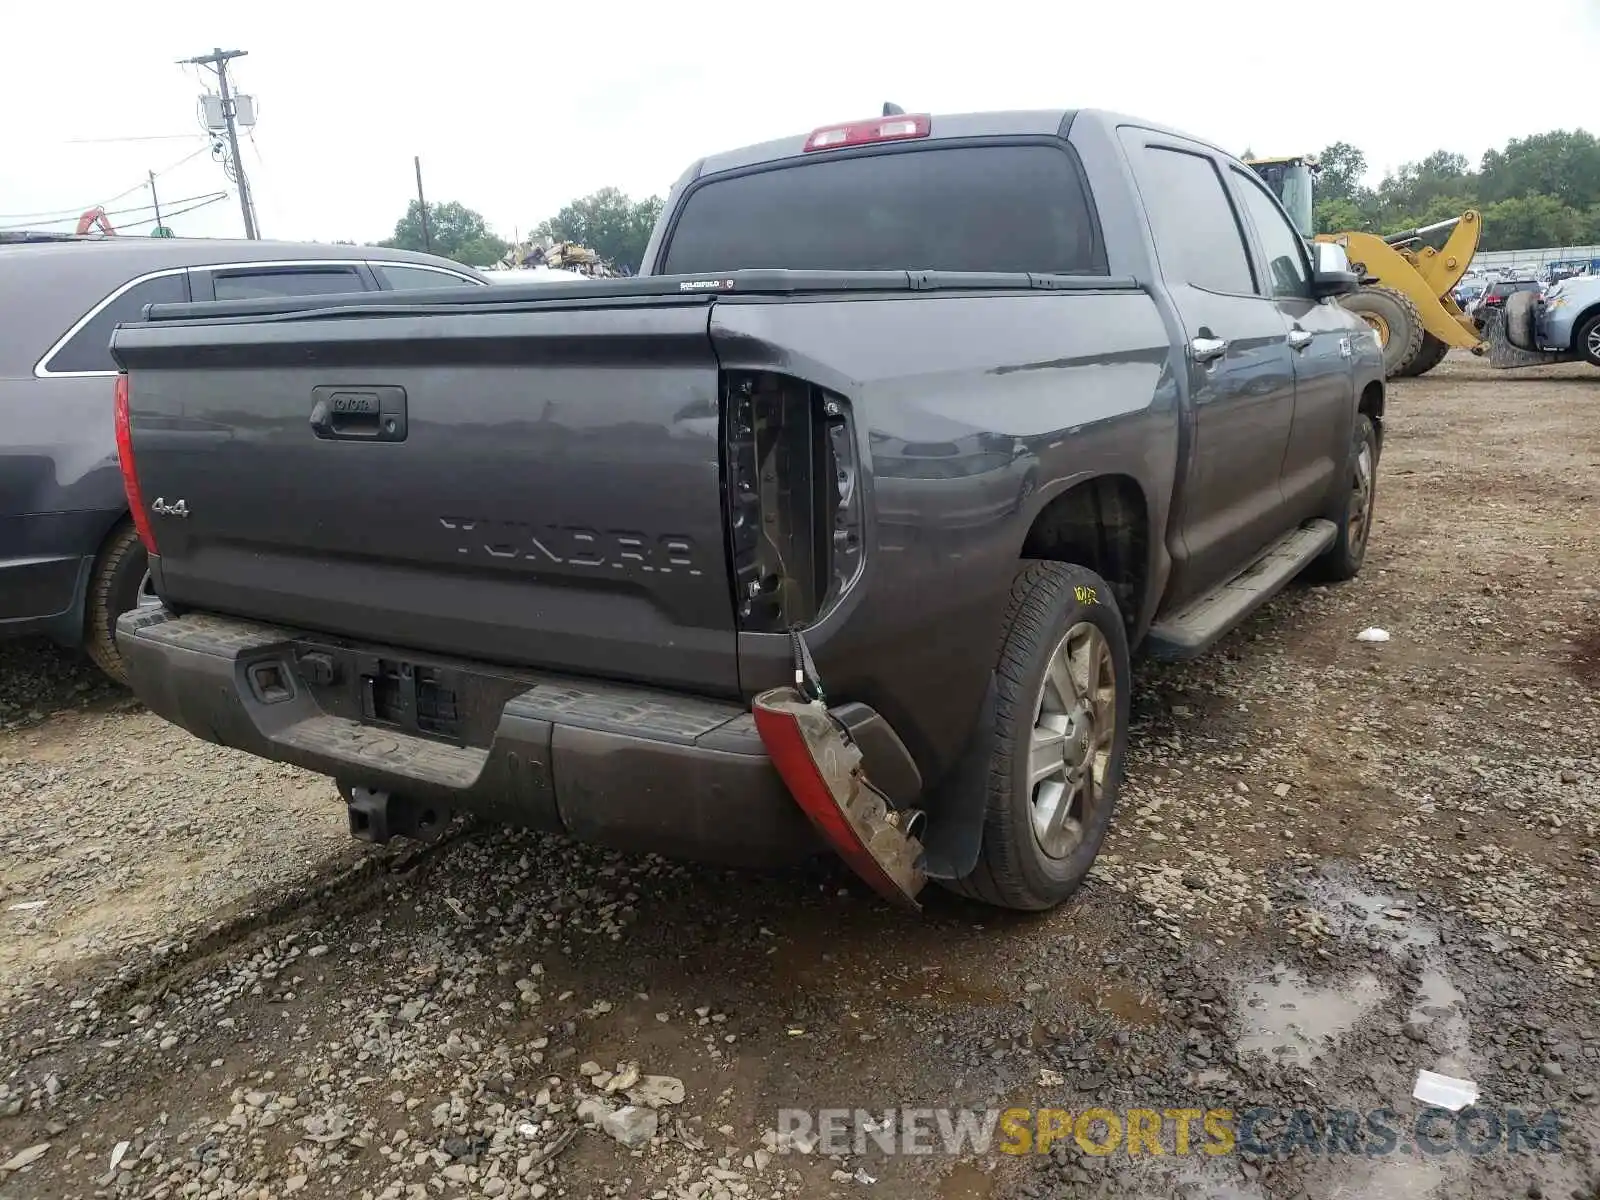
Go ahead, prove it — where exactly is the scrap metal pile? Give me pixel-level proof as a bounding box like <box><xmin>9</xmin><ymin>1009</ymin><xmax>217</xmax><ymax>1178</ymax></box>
<box><xmin>496</xmin><ymin>237</ymin><xmax>625</xmax><ymax>277</ymax></box>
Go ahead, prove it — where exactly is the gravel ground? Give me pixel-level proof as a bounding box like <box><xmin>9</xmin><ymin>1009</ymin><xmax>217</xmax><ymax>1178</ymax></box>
<box><xmin>1</xmin><ymin>355</ymin><xmax>1597</xmax><ymax>1200</ymax></box>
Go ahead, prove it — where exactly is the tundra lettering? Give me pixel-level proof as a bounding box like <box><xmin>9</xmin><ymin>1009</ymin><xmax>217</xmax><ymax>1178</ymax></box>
<box><xmin>439</xmin><ymin>517</ymin><xmax>703</xmax><ymax>575</ymax></box>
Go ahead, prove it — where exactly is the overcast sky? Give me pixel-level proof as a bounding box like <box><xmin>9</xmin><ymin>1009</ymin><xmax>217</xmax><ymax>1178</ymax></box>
<box><xmin>4</xmin><ymin>1</ymin><xmax>1597</xmax><ymax>244</ymax></box>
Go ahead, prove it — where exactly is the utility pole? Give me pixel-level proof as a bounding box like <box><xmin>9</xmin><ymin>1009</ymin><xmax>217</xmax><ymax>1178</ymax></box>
<box><xmin>182</xmin><ymin>47</ymin><xmax>257</xmax><ymax>239</ymax></box>
<box><xmin>148</xmin><ymin>170</ymin><xmax>164</xmax><ymax>232</ymax></box>
<box><xmin>414</xmin><ymin>156</ymin><xmax>431</xmax><ymax>252</ymax></box>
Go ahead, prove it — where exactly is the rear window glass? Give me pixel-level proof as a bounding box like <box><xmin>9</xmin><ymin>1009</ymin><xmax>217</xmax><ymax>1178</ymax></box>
<box><xmin>45</xmin><ymin>271</ymin><xmax>187</xmax><ymax>374</ymax></box>
<box><xmin>377</xmin><ymin>263</ymin><xmax>477</xmax><ymax>290</ymax></box>
<box><xmin>661</xmin><ymin>145</ymin><xmax>1105</xmax><ymax>276</ymax></box>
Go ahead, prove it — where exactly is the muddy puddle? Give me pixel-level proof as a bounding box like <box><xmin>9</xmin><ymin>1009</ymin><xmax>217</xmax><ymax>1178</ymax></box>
<box><xmin>1234</xmin><ymin>965</ymin><xmax>1388</xmax><ymax>1062</ymax></box>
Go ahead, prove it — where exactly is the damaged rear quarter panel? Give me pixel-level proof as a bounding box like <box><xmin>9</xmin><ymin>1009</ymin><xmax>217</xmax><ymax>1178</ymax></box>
<box><xmin>711</xmin><ymin>289</ymin><xmax>1178</xmax><ymax>780</ymax></box>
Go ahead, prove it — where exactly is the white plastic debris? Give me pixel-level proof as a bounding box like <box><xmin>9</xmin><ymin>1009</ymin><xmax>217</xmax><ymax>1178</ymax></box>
<box><xmin>109</xmin><ymin>1141</ymin><xmax>130</xmax><ymax>1172</ymax></box>
<box><xmin>6</xmin><ymin>900</ymin><xmax>46</xmax><ymax>912</ymax></box>
<box><xmin>1413</xmin><ymin>1069</ymin><xmax>1479</xmax><ymax>1111</ymax></box>
<box><xmin>1356</xmin><ymin>627</ymin><xmax>1391</xmax><ymax>643</ymax></box>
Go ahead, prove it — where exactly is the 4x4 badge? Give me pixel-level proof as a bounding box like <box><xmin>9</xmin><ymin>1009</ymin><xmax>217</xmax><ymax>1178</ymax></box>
<box><xmin>151</xmin><ymin>497</ymin><xmax>189</xmax><ymax>518</ymax></box>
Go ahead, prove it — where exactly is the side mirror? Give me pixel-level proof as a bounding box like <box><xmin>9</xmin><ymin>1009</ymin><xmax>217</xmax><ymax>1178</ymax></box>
<box><xmin>1310</xmin><ymin>241</ymin><xmax>1361</xmax><ymax>298</ymax></box>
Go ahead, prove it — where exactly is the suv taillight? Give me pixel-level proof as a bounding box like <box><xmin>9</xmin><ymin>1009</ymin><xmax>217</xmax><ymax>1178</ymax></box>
<box><xmin>723</xmin><ymin>372</ymin><xmax>863</xmax><ymax>632</ymax></box>
<box><xmin>115</xmin><ymin>373</ymin><xmax>157</xmax><ymax>553</ymax></box>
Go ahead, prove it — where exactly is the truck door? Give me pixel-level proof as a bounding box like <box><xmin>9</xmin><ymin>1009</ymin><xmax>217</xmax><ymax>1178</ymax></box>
<box><xmin>1122</xmin><ymin>135</ymin><xmax>1298</xmax><ymax>603</ymax></box>
<box><xmin>1227</xmin><ymin>166</ymin><xmax>1352</xmax><ymax>523</ymax></box>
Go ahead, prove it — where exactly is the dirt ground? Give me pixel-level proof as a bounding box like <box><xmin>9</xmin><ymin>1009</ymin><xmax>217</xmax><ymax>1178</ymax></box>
<box><xmin>1</xmin><ymin>355</ymin><xmax>1597</xmax><ymax>1200</ymax></box>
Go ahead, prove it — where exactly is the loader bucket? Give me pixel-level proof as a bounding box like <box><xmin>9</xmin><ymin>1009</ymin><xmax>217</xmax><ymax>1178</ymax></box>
<box><xmin>1482</xmin><ymin>307</ymin><xmax>1570</xmax><ymax>371</ymax></box>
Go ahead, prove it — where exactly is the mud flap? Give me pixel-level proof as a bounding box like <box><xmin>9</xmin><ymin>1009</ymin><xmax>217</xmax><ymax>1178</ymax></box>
<box><xmin>752</xmin><ymin>687</ymin><xmax>928</xmax><ymax>910</ymax></box>
<box><xmin>1483</xmin><ymin>308</ymin><xmax>1573</xmax><ymax>370</ymax></box>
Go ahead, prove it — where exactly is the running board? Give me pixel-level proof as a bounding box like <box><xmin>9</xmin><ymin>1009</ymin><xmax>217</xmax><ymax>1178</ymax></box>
<box><xmin>1146</xmin><ymin>520</ymin><xmax>1337</xmax><ymax>661</ymax></box>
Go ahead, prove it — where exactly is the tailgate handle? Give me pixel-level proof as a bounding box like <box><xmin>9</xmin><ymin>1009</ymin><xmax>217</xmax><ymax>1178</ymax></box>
<box><xmin>309</xmin><ymin>386</ymin><xmax>408</xmax><ymax>442</ymax></box>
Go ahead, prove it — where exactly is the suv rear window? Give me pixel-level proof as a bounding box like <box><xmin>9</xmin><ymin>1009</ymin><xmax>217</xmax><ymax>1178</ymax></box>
<box><xmin>44</xmin><ymin>271</ymin><xmax>188</xmax><ymax>374</ymax></box>
<box><xmin>661</xmin><ymin>145</ymin><xmax>1106</xmax><ymax>276</ymax></box>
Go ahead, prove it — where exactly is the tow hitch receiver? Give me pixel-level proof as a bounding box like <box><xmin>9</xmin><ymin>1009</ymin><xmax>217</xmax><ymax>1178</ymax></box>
<box><xmin>753</xmin><ymin>687</ymin><xmax>927</xmax><ymax>910</ymax></box>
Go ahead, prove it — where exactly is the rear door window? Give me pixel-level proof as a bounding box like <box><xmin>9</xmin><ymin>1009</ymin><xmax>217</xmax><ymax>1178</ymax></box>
<box><xmin>43</xmin><ymin>271</ymin><xmax>189</xmax><ymax>374</ymax></box>
<box><xmin>206</xmin><ymin>265</ymin><xmax>367</xmax><ymax>301</ymax></box>
<box><xmin>1131</xmin><ymin>146</ymin><xmax>1256</xmax><ymax>296</ymax></box>
<box><xmin>661</xmin><ymin>144</ymin><xmax>1106</xmax><ymax>276</ymax></box>
<box><xmin>375</xmin><ymin>263</ymin><xmax>480</xmax><ymax>289</ymax></box>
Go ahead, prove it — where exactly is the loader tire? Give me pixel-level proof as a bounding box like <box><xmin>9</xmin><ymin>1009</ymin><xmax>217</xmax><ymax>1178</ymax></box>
<box><xmin>1341</xmin><ymin>285</ymin><xmax>1423</xmax><ymax>378</ymax></box>
<box><xmin>1396</xmin><ymin>333</ymin><xmax>1450</xmax><ymax>378</ymax></box>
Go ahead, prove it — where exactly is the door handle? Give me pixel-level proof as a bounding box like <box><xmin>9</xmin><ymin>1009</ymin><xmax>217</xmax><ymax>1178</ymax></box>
<box><xmin>308</xmin><ymin>386</ymin><xmax>408</xmax><ymax>442</ymax></box>
<box><xmin>1189</xmin><ymin>336</ymin><xmax>1228</xmax><ymax>363</ymax></box>
<box><xmin>1288</xmin><ymin>328</ymin><xmax>1313</xmax><ymax>351</ymax></box>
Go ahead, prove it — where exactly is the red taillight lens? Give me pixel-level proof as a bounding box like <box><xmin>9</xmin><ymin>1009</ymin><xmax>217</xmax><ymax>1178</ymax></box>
<box><xmin>115</xmin><ymin>373</ymin><xmax>158</xmax><ymax>553</ymax></box>
<box><xmin>752</xmin><ymin>687</ymin><xmax>926</xmax><ymax>909</ymax></box>
<box><xmin>804</xmin><ymin>114</ymin><xmax>931</xmax><ymax>152</ymax></box>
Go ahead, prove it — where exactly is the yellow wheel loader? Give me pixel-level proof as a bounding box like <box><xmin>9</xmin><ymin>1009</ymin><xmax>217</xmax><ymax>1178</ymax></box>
<box><xmin>1247</xmin><ymin>155</ymin><xmax>1485</xmax><ymax>378</ymax></box>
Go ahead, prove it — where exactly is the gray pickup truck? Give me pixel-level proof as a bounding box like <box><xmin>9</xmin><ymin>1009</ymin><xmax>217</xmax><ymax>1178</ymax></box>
<box><xmin>110</xmin><ymin>108</ymin><xmax>1385</xmax><ymax>911</ymax></box>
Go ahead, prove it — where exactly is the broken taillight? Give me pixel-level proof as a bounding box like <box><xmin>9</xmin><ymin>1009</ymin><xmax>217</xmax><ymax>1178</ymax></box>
<box><xmin>723</xmin><ymin>372</ymin><xmax>863</xmax><ymax>633</ymax></box>
<box><xmin>753</xmin><ymin>686</ymin><xmax>927</xmax><ymax>909</ymax></box>
<box><xmin>114</xmin><ymin>373</ymin><xmax>158</xmax><ymax>553</ymax></box>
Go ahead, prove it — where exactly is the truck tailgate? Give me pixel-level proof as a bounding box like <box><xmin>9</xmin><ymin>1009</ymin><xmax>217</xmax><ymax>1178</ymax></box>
<box><xmin>111</xmin><ymin>302</ymin><xmax>738</xmax><ymax>693</ymax></box>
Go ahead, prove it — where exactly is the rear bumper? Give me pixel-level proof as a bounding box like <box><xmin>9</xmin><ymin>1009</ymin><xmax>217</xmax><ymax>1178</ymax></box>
<box><xmin>117</xmin><ymin>606</ymin><xmax>827</xmax><ymax>866</ymax></box>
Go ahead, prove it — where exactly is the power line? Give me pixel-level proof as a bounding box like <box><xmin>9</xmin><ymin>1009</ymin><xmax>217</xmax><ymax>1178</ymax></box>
<box><xmin>62</xmin><ymin>133</ymin><xmax>203</xmax><ymax>145</ymax></box>
<box><xmin>115</xmin><ymin>193</ymin><xmax>230</xmax><ymax>231</ymax></box>
<box><xmin>0</xmin><ymin>192</ymin><xmax>227</xmax><ymax>232</ymax></box>
<box><xmin>0</xmin><ymin>143</ymin><xmax>211</xmax><ymax>221</ymax></box>
<box><xmin>96</xmin><ymin>145</ymin><xmax>213</xmax><ymax>208</ymax></box>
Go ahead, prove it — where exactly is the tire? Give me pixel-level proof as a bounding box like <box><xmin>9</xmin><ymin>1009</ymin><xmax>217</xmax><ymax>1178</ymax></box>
<box><xmin>1502</xmin><ymin>290</ymin><xmax>1538</xmax><ymax>351</ymax></box>
<box><xmin>1309</xmin><ymin>414</ymin><xmax>1379</xmax><ymax>583</ymax></box>
<box><xmin>1577</xmin><ymin>312</ymin><xmax>1600</xmax><ymax>368</ymax></box>
<box><xmin>940</xmin><ymin>561</ymin><xmax>1131</xmax><ymax>911</ymax></box>
<box><xmin>1341</xmin><ymin>286</ymin><xmax>1423</xmax><ymax>378</ymax></box>
<box><xmin>1395</xmin><ymin>332</ymin><xmax>1449</xmax><ymax>378</ymax></box>
<box><xmin>83</xmin><ymin>521</ymin><xmax>151</xmax><ymax>686</ymax></box>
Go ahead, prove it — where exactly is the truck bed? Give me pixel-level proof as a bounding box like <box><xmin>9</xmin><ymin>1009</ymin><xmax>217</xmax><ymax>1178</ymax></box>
<box><xmin>112</xmin><ymin>268</ymin><xmax>1170</xmax><ymax>766</ymax></box>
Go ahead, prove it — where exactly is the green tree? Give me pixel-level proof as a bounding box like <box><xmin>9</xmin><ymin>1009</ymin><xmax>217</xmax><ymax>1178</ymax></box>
<box><xmin>1307</xmin><ymin>130</ymin><xmax>1599</xmax><ymax>249</ymax></box>
<box><xmin>534</xmin><ymin>188</ymin><xmax>664</xmax><ymax>272</ymax></box>
<box><xmin>380</xmin><ymin>200</ymin><xmax>509</xmax><ymax>267</ymax></box>
<box><xmin>1478</xmin><ymin>130</ymin><xmax>1600</xmax><ymax>211</ymax></box>
<box><xmin>1316</xmin><ymin>141</ymin><xmax>1368</xmax><ymax>203</ymax></box>
<box><xmin>1313</xmin><ymin>197</ymin><xmax>1367</xmax><ymax>235</ymax></box>
<box><xmin>1479</xmin><ymin>194</ymin><xmax>1586</xmax><ymax>251</ymax></box>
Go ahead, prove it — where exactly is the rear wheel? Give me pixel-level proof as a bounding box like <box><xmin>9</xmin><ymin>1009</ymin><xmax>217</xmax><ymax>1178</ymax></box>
<box><xmin>941</xmin><ymin>562</ymin><xmax>1130</xmax><ymax>911</ymax></box>
<box><xmin>83</xmin><ymin>522</ymin><xmax>152</xmax><ymax>686</ymax></box>
<box><xmin>1577</xmin><ymin>312</ymin><xmax>1600</xmax><ymax>368</ymax></box>
<box><xmin>1395</xmin><ymin>332</ymin><xmax>1449</xmax><ymax>378</ymax></box>
<box><xmin>1341</xmin><ymin>285</ymin><xmax>1423</xmax><ymax>378</ymax></box>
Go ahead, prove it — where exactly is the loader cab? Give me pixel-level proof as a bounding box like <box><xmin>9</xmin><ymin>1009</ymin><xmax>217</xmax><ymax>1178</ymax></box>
<box><xmin>1245</xmin><ymin>155</ymin><xmax>1319</xmax><ymax>239</ymax></box>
